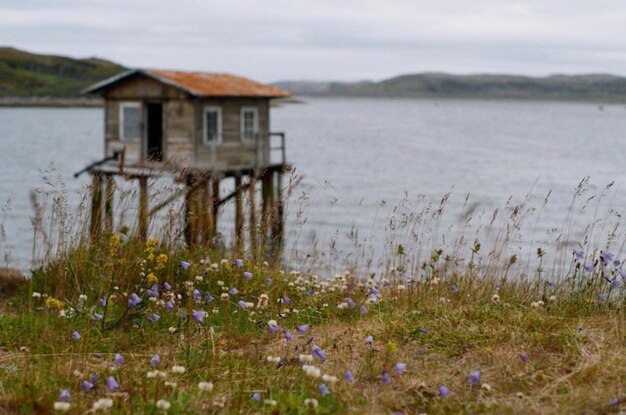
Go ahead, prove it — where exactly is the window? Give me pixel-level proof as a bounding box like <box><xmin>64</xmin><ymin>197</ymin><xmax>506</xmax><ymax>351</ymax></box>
<box><xmin>240</xmin><ymin>107</ymin><xmax>258</xmax><ymax>142</ymax></box>
<box><xmin>119</xmin><ymin>102</ymin><xmax>140</xmax><ymax>140</ymax></box>
<box><xmin>203</xmin><ymin>106</ymin><xmax>222</xmax><ymax>145</ymax></box>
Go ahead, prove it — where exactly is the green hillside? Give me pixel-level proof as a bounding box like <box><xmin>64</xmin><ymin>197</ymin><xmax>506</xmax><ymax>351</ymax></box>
<box><xmin>275</xmin><ymin>72</ymin><xmax>626</xmax><ymax>102</ymax></box>
<box><xmin>0</xmin><ymin>47</ymin><xmax>126</xmax><ymax>97</ymax></box>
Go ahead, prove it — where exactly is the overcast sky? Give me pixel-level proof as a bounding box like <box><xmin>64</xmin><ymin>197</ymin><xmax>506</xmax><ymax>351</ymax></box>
<box><xmin>2</xmin><ymin>0</ymin><xmax>626</xmax><ymax>82</ymax></box>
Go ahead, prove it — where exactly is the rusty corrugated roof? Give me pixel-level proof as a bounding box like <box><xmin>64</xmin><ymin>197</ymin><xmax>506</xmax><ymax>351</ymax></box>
<box><xmin>147</xmin><ymin>70</ymin><xmax>290</xmax><ymax>98</ymax></box>
<box><xmin>83</xmin><ymin>69</ymin><xmax>290</xmax><ymax>98</ymax></box>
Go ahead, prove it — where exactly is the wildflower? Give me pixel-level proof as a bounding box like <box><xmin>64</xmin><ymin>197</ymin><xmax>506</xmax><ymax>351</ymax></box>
<box><xmin>613</xmin><ymin>279</ymin><xmax>622</xmax><ymax>288</ymax></box>
<box><xmin>516</xmin><ymin>392</ymin><xmax>524</xmax><ymax>399</ymax></box>
<box><xmin>198</xmin><ymin>381</ymin><xmax>214</xmax><ymax>392</ymax></box>
<box><xmin>482</xmin><ymin>383</ymin><xmax>492</xmax><ymax>391</ymax></box>
<box><xmin>346</xmin><ymin>298</ymin><xmax>356</xmax><ymax>308</ymax></box>
<box><xmin>311</xmin><ymin>344</ymin><xmax>327</xmax><ymax>361</ymax></box>
<box><xmin>191</xmin><ymin>310</ymin><xmax>205</xmax><ymax>323</ymax></box>
<box><xmin>82</xmin><ymin>380</ymin><xmax>94</xmax><ymax>392</ymax></box>
<box><xmin>264</xmin><ymin>399</ymin><xmax>277</xmax><ymax>406</ymax></box>
<box><xmin>128</xmin><ymin>293</ymin><xmax>142</xmax><ymax>307</ymax></box>
<box><xmin>243</xmin><ymin>271</ymin><xmax>253</xmax><ymax>279</ymax></box>
<box><xmin>438</xmin><ymin>384</ymin><xmax>450</xmax><ymax>398</ymax></box>
<box><xmin>32</xmin><ymin>292</ymin><xmax>41</xmax><ymax>299</ymax></box>
<box><xmin>71</xmin><ymin>331</ymin><xmax>81</xmax><ymax>341</ymax></box>
<box><xmin>268</xmin><ymin>320</ymin><xmax>281</xmax><ymax>334</ymax></box>
<box><xmin>297</xmin><ymin>324</ymin><xmax>309</xmax><ymax>334</ymax></box>
<box><xmin>549</xmin><ymin>295</ymin><xmax>557</xmax><ymax>302</ymax></box>
<box><xmin>235</xmin><ymin>259</ymin><xmax>244</xmax><ymax>267</ymax></box>
<box><xmin>114</xmin><ymin>353</ymin><xmax>124</xmax><ymax>366</ymax></box>
<box><xmin>395</xmin><ymin>362</ymin><xmax>407</xmax><ymax>375</ymax></box>
<box><xmin>99</xmin><ymin>297</ymin><xmax>107</xmax><ymax>307</ymax></box>
<box><xmin>250</xmin><ymin>392</ymin><xmax>261</xmax><ymax>402</ymax></box>
<box><xmin>418</xmin><ymin>328</ymin><xmax>429</xmax><ymax>334</ymax></box>
<box><xmin>308</xmin><ymin>287</ymin><xmax>315</xmax><ymax>297</ymax></box>
<box><xmin>163</xmin><ymin>282</ymin><xmax>172</xmax><ymax>291</ymax></box>
<box><xmin>59</xmin><ymin>389</ymin><xmax>71</xmax><ymax>402</ymax></box>
<box><xmin>220</xmin><ymin>293</ymin><xmax>229</xmax><ymax>300</ymax></box>
<box><xmin>106</xmin><ymin>376</ymin><xmax>119</xmax><ymax>391</ymax></box>
<box><xmin>156</xmin><ymin>399</ymin><xmax>171</xmax><ymax>410</ymax></box>
<box><xmin>599</xmin><ymin>292</ymin><xmax>606</xmax><ymax>302</ymax></box>
<box><xmin>304</xmin><ymin>398</ymin><xmax>318</xmax><ymax>409</ymax></box>
<box><xmin>451</xmin><ymin>284</ymin><xmax>459</xmax><ymax>294</ymax></box>
<box><xmin>267</xmin><ymin>355</ymin><xmax>281</xmax><ymax>364</ymax></box>
<box><xmin>266</xmin><ymin>278</ymin><xmax>273</xmax><ymax>286</ymax></box>
<box><xmin>322</xmin><ymin>374</ymin><xmax>338</xmax><ymax>383</ymax></box>
<box><xmin>93</xmin><ymin>398</ymin><xmax>114</xmax><ymax>410</ymax></box>
<box><xmin>359</xmin><ymin>305</ymin><xmax>368</xmax><ymax>315</ymax></box>
<box><xmin>519</xmin><ymin>353</ymin><xmax>529</xmax><ymax>362</ymax></box>
<box><xmin>180</xmin><ymin>261</ymin><xmax>191</xmax><ymax>270</ymax></box>
<box><xmin>172</xmin><ymin>365</ymin><xmax>186</xmax><ymax>374</ymax></box>
<box><xmin>193</xmin><ymin>289</ymin><xmax>202</xmax><ymax>302</ymax></box>
<box><xmin>53</xmin><ymin>402</ymin><xmax>71</xmax><ymax>412</ymax></box>
<box><xmin>147</xmin><ymin>313</ymin><xmax>160</xmax><ymax>323</ymax></box>
<box><xmin>609</xmin><ymin>398</ymin><xmax>620</xmax><ymax>407</ymax></box>
<box><xmin>344</xmin><ymin>370</ymin><xmax>354</xmax><ymax>383</ymax></box>
<box><xmin>319</xmin><ymin>383</ymin><xmax>330</xmax><ymax>397</ymax></box>
<box><xmin>584</xmin><ymin>263</ymin><xmax>594</xmax><ymax>272</ymax></box>
<box><xmin>573</xmin><ymin>249</ymin><xmax>584</xmax><ymax>261</ymax></box>
<box><xmin>283</xmin><ymin>330</ymin><xmax>293</xmax><ymax>341</ymax></box>
<box><xmin>491</xmin><ymin>294</ymin><xmax>500</xmax><ymax>303</ymax></box>
<box><xmin>365</xmin><ymin>335</ymin><xmax>374</xmax><ymax>346</ymax></box>
<box><xmin>382</xmin><ymin>372</ymin><xmax>391</xmax><ymax>384</ymax></box>
<box><xmin>94</xmin><ymin>312</ymin><xmax>103</xmax><ymax>321</ymax></box>
<box><xmin>467</xmin><ymin>370</ymin><xmax>481</xmax><ymax>386</ymax></box>
<box><xmin>303</xmin><ymin>365</ymin><xmax>321</xmax><ymax>378</ymax></box>
<box><xmin>150</xmin><ymin>354</ymin><xmax>160</xmax><ymax>367</ymax></box>
<box><xmin>146</xmin><ymin>273</ymin><xmax>158</xmax><ymax>284</ymax></box>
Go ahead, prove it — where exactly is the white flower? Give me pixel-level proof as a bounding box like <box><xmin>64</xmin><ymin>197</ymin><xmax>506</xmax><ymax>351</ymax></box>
<box><xmin>195</xmin><ymin>275</ymin><xmax>203</xmax><ymax>282</ymax></box>
<box><xmin>198</xmin><ymin>381</ymin><xmax>214</xmax><ymax>392</ymax></box>
<box><xmin>549</xmin><ymin>295</ymin><xmax>557</xmax><ymax>302</ymax></box>
<box><xmin>32</xmin><ymin>292</ymin><xmax>41</xmax><ymax>299</ymax></box>
<box><xmin>264</xmin><ymin>399</ymin><xmax>277</xmax><ymax>406</ymax></box>
<box><xmin>492</xmin><ymin>294</ymin><xmax>500</xmax><ymax>303</ymax></box>
<box><xmin>93</xmin><ymin>398</ymin><xmax>114</xmax><ymax>410</ymax></box>
<box><xmin>299</xmin><ymin>354</ymin><xmax>314</xmax><ymax>363</ymax></box>
<box><xmin>481</xmin><ymin>383</ymin><xmax>492</xmax><ymax>391</ymax></box>
<box><xmin>217</xmin><ymin>280</ymin><xmax>224</xmax><ymax>287</ymax></box>
<box><xmin>171</xmin><ymin>365</ymin><xmax>186</xmax><ymax>374</ymax></box>
<box><xmin>397</xmin><ymin>284</ymin><xmax>406</xmax><ymax>291</ymax></box>
<box><xmin>304</xmin><ymin>398</ymin><xmax>318</xmax><ymax>409</ymax></box>
<box><xmin>220</xmin><ymin>293</ymin><xmax>229</xmax><ymax>300</ymax></box>
<box><xmin>268</xmin><ymin>319</ymin><xmax>278</xmax><ymax>327</ymax></box>
<box><xmin>267</xmin><ymin>356</ymin><xmax>281</xmax><ymax>364</ymax></box>
<box><xmin>302</xmin><ymin>365</ymin><xmax>321</xmax><ymax>378</ymax></box>
<box><xmin>147</xmin><ymin>370</ymin><xmax>167</xmax><ymax>379</ymax></box>
<box><xmin>530</xmin><ymin>301</ymin><xmax>540</xmax><ymax>308</ymax></box>
<box><xmin>516</xmin><ymin>392</ymin><xmax>524</xmax><ymax>399</ymax></box>
<box><xmin>164</xmin><ymin>381</ymin><xmax>177</xmax><ymax>388</ymax></box>
<box><xmin>156</xmin><ymin>399</ymin><xmax>171</xmax><ymax>410</ymax></box>
<box><xmin>53</xmin><ymin>401</ymin><xmax>71</xmax><ymax>412</ymax></box>
<box><xmin>79</xmin><ymin>294</ymin><xmax>88</xmax><ymax>302</ymax></box>
<box><xmin>322</xmin><ymin>374</ymin><xmax>338</xmax><ymax>383</ymax></box>
<box><xmin>168</xmin><ymin>327</ymin><xmax>177</xmax><ymax>334</ymax></box>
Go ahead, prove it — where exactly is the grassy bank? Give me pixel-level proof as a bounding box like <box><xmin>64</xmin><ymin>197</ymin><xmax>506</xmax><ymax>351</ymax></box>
<box><xmin>1</xmin><ymin>231</ymin><xmax>625</xmax><ymax>414</ymax></box>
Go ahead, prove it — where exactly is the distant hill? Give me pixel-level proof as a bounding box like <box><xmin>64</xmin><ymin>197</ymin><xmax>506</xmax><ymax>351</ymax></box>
<box><xmin>0</xmin><ymin>47</ymin><xmax>126</xmax><ymax>97</ymax></box>
<box><xmin>274</xmin><ymin>73</ymin><xmax>626</xmax><ymax>102</ymax></box>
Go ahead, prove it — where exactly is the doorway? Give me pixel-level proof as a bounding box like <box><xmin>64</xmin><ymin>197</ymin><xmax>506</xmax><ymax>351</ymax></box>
<box><xmin>146</xmin><ymin>103</ymin><xmax>163</xmax><ymax>162</ymax></box>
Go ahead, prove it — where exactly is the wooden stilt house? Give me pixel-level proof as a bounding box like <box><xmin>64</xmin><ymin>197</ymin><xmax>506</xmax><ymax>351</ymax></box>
<box><xmin>81</xmin><ymin>69</ymin><xmax>291</xmax><ymax>251</ymax></box>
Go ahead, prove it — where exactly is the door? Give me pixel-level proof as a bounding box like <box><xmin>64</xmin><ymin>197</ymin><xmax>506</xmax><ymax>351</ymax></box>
<box><xmin>146</xmin><ymin>103</ymin><xmax>163</xmax><ymax>161</ymax></box>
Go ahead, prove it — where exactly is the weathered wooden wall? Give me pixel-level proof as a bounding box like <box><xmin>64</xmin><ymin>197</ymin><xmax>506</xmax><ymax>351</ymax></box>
<box><xmin>101</xmin><ymin>75</ymin><xmax>272</xmax><ymax>172</ymax></box>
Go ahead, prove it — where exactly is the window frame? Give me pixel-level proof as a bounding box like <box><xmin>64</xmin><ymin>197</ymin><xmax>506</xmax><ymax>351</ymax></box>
<box><xmin>240</xmin><ymin>106</ymin><xmax>259</xmax><ymax>143</ymax></box>
<box><xmin>119</xmin><ymin>101</ymin><xmax>141</xmax><ymax>141</ymax></box>
<box><xmin>203</xmin><ymin>105</ymin><xmax>223</xmax><ymax>146</ymax></box>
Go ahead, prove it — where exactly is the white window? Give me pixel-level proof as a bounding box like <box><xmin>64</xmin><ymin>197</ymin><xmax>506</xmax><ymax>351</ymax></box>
<box><xmin>240</xmin><ymin>107</ymin><xmax>258</xmax><ymax>142</ymax></box>
<box><xmin>203</xmin><ymin>106</ymin><xmax>222</xmax><ymax>146</ymax></box>
<box><xmin>119</xmin><ymin>102</ymin><xmax>141</xmax><ymax>141</ymax></box>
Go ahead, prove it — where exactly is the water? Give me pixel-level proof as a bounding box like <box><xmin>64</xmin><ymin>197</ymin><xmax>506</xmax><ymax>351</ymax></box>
<box><xmin>2</xmin><ymin>99</ymin><xmax>626</xmax><ymax>273</ymax></box>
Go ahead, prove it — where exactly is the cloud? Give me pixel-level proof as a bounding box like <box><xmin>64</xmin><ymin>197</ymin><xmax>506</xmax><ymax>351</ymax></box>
<box><xmin>2</xmin><ymin>0</ymin><xmax>626</xmax><ymax>80</ymax></box>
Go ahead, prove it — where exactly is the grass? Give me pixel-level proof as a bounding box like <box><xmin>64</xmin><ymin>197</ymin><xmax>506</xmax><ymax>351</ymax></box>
<box><xmin>1</xmin><ymin>229</ymin><xmax>626</xmax><ymax>414</ymax></box>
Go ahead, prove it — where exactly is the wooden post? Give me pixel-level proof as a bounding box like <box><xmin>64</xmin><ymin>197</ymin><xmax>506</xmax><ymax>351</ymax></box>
<box><xmin>103</xmin><ymin>174</ymin><xmax>114</xmax><ymax>233</ymax></box>
<box><xmin>138</xmin><ymin>175</ymin><xmax>148</xmax><ymax>241</ymax></box>
<box><xmin>261</xmin><ymin>170</ymin><xmax>275</xmax><ymax>244</ymax></box>
<box><xmin>249</xmin><ymin>171</ymin><xmax>258</xmax><ymax>256</ymax></box>
<box><xmin>184</xmin><ymin>174</ymin><xmax>198</xmax><ymax>246</ymax></box>
<box><xmin>199</xmin><ymin>178</ymin><xmax>211</xmax><ymax>245</ymax></box>
<box><xmin>211</xmin><ymin>177</ymin><xmax>220</xmax><ymax>240</ymax></box>
<box><xmin>90</xmin><ymin>171</ymin><xmax>103</xmax><ymax>240</ymax></box>
<box><xmin>271</xmin><ymin>170</ymin><xmax>284</xmax><ymax>254</ymax></box>
<box><xmin>234</xmin><ymin>173</ymin><xmax>244</xmax><ymax>251</ymax></box>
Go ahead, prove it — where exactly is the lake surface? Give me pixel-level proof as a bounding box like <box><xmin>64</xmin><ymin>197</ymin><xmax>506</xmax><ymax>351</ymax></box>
<box><xmin>2</xmin><ymin>98</ymin><xmax>626</xmax><ymax>274</ymax></box>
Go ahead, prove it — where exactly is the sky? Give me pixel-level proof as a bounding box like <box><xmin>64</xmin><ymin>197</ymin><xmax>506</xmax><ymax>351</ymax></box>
<box><xmin>2</xmin><ymin>0</ymin><xmax>626</xmax><ymax>82</ymax></box>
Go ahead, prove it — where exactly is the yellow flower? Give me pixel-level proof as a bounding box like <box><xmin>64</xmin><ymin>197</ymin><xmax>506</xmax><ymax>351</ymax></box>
<box><xmin>45</xmin><ymin>297</ymin><xmax>65</xmax><ymax>310</ymax></box>
<box><xmin>387</xmin><ymin>341</ymin><xmax>398</xmax><ymax>352</ymax></box>
<box><xmin>146</xmin><ymin>273</ymin><xmax>158</xmax><ymax>284</ymax></box>
<box><xmin>155</xmin><ymin>253</ymin><xmax>169</xmax><ymax>271</ymax></box>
